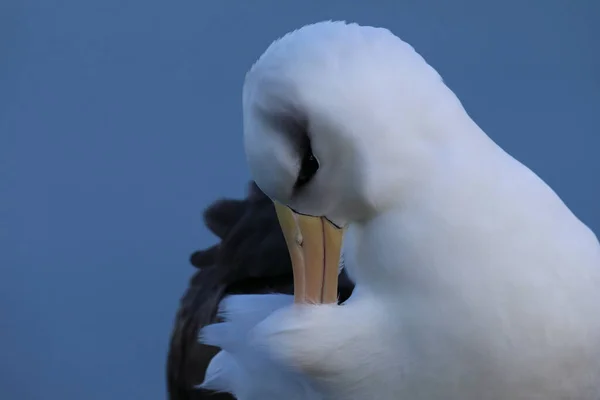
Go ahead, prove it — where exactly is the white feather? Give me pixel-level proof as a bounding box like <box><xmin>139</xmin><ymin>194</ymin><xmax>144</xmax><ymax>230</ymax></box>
<box><xmin>199</xmin><ymin>294</ymin><xmax>323</xmax><ymax>399</ymax></box>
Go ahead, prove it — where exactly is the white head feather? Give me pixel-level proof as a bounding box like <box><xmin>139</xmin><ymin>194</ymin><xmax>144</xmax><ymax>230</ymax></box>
<box><xmin>243</xmin><ymin>21</ymin><xmax>482</xmax><ymax>227</ymax></box>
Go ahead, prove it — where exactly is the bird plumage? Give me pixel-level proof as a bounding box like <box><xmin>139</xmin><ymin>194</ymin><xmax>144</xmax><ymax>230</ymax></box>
<box><xmin>202</xmin><ymin>20</ymin><xmax>600</xmax><ymax>399</ymax></box>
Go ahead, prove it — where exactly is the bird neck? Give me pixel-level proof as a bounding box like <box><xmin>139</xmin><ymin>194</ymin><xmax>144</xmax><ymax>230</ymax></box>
<box><xmin>346</xmin><ymin>134</ymin><xmax>594</xmax><ymax>299</ymax></box>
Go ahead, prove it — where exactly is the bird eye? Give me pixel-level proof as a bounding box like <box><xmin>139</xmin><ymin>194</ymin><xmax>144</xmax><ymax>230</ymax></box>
<box><xmin>294</xmin><ymin>141</ymin><xmax>319</xmax><ymax>190</ymax></box>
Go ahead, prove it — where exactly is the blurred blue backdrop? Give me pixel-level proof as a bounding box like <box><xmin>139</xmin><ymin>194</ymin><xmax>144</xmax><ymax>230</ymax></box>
<box><xmin>1</xmin><ymin>1</ymin><xmax>598</xmax><ymax>399</ymax></box>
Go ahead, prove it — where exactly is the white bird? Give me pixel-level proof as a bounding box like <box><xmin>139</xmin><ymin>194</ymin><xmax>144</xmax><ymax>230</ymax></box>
<box><xmin>201</xmin><ymin>20</ymin><xmax>600</xmax><ymax>399</ymax></box>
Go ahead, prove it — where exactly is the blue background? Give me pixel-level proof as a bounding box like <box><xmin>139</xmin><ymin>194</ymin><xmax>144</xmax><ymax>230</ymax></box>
<box><xmin>1</xmin><ymin>1</ymin><xmax>598</xmax><ymax>399</ymax></box>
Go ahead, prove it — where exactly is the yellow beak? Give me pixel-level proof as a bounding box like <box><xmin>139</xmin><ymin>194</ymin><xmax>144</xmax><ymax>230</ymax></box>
<box><xmin>274</xmin><ymin>202</ymin><xmax>344</xmax><ymax>304</ymax></box>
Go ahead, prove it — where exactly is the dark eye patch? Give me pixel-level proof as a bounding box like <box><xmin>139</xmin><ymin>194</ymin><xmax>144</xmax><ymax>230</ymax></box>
<box><xmin>258</xmin><ymin>108</ymin><xmax>319</xmax><ymax>191</ymax></box>
<box><xmin>293</xmin><ymin>138</ymin><xmax>319</xmax><ymax>190</ymax></box>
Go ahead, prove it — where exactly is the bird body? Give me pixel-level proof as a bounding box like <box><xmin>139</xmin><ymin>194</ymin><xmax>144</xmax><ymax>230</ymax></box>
<box><xmin>201</xmin><ymin>21</ymin><xmax>600</xmax><ymax>399</ymax></box>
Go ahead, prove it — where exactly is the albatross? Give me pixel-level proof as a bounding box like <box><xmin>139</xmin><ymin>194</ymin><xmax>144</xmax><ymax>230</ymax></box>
<box><xmin>201</xmin><ymin>21</ymin><xmax>600</xmax><ymax>399</ymax></box>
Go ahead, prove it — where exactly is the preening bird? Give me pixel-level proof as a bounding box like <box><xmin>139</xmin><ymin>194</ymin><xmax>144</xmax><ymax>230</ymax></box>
<box><xmin>200</xmin><ymin>20</ymin><xmax>600</xmax><ymax>400</ymax></box>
